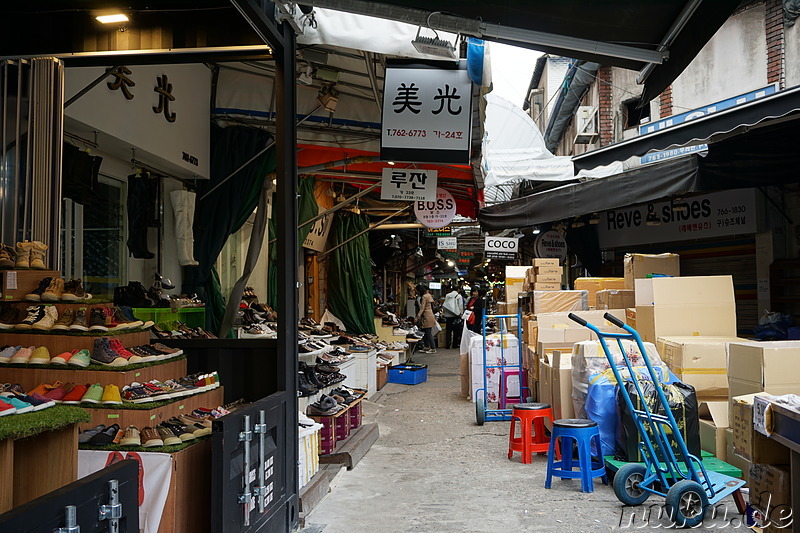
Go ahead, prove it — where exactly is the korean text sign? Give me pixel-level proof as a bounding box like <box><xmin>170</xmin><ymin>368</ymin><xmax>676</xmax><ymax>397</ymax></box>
<box><xmin>380</xmin><ymin>168</ymin><xmax>437</xmax><ymax>201</ymax></box>
<box><xmin>381</xmin><ymin>62</ymin><xmax>472</xmax><ymax>164</ymax></box>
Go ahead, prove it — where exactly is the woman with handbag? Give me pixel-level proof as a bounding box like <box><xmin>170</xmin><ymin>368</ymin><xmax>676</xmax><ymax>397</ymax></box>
<box><xmin>465</xmin><ymin>287</ymin><xmax>487</xmax><ymax>334</ymax></box>
<box><xmin>415</xmin><ymin>285</ymin><xmax>437</xmax><ymax>353</ymax></box>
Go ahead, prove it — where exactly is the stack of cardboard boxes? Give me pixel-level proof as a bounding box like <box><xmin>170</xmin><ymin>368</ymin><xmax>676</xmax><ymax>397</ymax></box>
<box><xmin>573</xmin><ymin>277</ymin><xmax>626</xmax><ymax>309</ymax></box>
<box><xmin>524</xmin><ymin>258</ymin><xmax>563</xmax><ymax>291</ymax></box>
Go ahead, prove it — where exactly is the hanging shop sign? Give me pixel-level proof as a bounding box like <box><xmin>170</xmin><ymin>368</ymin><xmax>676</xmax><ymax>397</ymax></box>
<box><xmin>414</xmin><ymin>188</ymin><xmax>457</xmax><ymax>229</ymax></box>
<box><xmin>437</xmin><ymin>237</ymin><xmax>457</xmax><ymax>250</ymax></box>
<box><xmin>598</xmin><ymin>189</ymin><xmax>758</xmax><ymax>248</ymax></box>
<box><xmin>639</xmin><ymin>84</ymin><xmax>777</xmax><ymax>164</ymax></box>
<box><xmin>429</xmin><ymin>281</ymin><xmax>442</xmax><ymax>290</ymax></box>
<box><xmin>484</xmin><ymin>236</ymin><xmax>519</xmax><ymax>260</ymax></box>
<box><xmin>380</xmin><ymin>168</ymin><xmax>437</xmax><ymax>201</ymax></box>
<box><xmin>457</xmin><ymin>250</ymin><xmax>475</xmax><ymax>265</ymax></box>
<box><xmin>302</xmin><ymin>212</ymin><xmax>333</xmax><ymax>252</ymax></box>
<box><xmin>64</xmin><ymin>64</ymin><xmax>210</xmax><ymax>179</ymax></box>
<box><xmin>534</xmin><ymin>230</ymin><xmax>567</xmax><ymax>261</ymax></box>
<box><xmin>427</xmin><ymin>227</ymin><xmax>451</xmax><ymax>237</ymax></box>
<box><xmin>381</xmin><ymin>61</ymin><xmax>473</xmax><ymax>164</ymax></box>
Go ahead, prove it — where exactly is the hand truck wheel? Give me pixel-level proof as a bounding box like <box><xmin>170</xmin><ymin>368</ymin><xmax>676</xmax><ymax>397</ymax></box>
<box><xmin>665</xmin><ymin>480</ymin><xmax>709</xmax><ymax>528</ymax></box>
<box><xmin>612</xmin><ymin>463</ymin><xmax>650</xmax><ymax>506</ymax></box>
<box><xmin>475</xmin><ymin>395</ymin><xmax>485</xmax><ymax>426</ymax></box>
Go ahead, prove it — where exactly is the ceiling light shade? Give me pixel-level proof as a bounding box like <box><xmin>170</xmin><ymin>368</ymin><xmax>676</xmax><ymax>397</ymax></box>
<box><xmin>96</xmin><ymin>13</ymin><xmax>129</xmax><ymax>24</ymax></box>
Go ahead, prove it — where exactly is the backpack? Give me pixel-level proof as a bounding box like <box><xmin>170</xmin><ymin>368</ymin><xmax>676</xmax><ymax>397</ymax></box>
<box><xmin>443</xmin><ymin>292</ymin><xmax>463</xmax><ymax>316</ymax></box>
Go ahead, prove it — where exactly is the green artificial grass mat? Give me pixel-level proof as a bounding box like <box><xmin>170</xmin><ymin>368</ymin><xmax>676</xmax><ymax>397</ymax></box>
<box><xmin>0</xmin><ymin>326</ymin><xmax>150</xmax><ymax>336</ymax></box>
<box><xmin>2</xmin><ymin>354</ymin><xmax>186</xmax><ymax>372</ymax></box>
<box><xmin>88</xmin><ymin>393</ymin><xmax>209</xmax><ymax>410</ymax></box>
<box><xmin>0</xmin><ymin>405</ymin><xmax>90</xmax><ymax>441</ymax></box>
<box><xmin>79</xmin><ymin>434</ymin><xmax>210</xmax><ymax>453</ymax></box>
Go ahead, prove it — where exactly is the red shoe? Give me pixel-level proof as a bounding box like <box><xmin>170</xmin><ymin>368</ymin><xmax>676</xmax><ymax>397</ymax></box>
<box><xmin>61</xmin><ymin>384</ymin><xmax>89</xmax><ymax>404</ymax></box>
<box><xmin>108</xmin><ymin>339</ymin><xmax>144</xmax><ymax>363</ymax></box>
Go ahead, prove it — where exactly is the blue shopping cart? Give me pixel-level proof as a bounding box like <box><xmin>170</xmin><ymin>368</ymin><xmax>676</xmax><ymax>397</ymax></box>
<box><xmin>568</xmin><ymin>312</ymin><xmax>746</xmax><ymax>527</ymax></box>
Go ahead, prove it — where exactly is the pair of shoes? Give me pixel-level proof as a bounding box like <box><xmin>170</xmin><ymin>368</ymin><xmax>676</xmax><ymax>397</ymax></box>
<box><xmin>0</xmin><ymin>241</ymin><xmax>47</xmax><ymax>270</ymax></box>
<box><xmin>306</xmin><ymin>394</ymin><xmax>346</xmax><ymax>416</ymax></box>
<box><xmin>26</xmin><ymin>277</ymin><xmax>91</xmax><ymax>302</ymax></box>
<box><xmin>80</xmin><ymin>423</ymin><xmax>120</xmax><ymax>444</ymax></box>
<box><xmin>73</xmin><ymin>383</ymin><xmax>122</xmax><ymax>405</ymax></box>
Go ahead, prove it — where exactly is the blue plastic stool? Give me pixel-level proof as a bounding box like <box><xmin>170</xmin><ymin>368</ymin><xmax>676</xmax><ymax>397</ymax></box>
<box><xmin>545</xmin><ymin>419</ymin><xmax>608</xmax><ymax>493</ymax></box>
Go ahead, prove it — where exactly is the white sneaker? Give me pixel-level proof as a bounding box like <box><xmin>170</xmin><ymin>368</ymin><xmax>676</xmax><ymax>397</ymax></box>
<box><xmin>31</xmin><ymin>305</ymin><xmax>58</xmax><ymax>331</ymax></box>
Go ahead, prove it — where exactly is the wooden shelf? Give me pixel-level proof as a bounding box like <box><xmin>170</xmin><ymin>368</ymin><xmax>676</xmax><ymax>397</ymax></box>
<box><xmin>79</xmin><ymin>386</ymin><xmax>224</xmax><ymax>431</ymax></box>
<box><xmin>1</xmin><ymin>270</ymin><xmax>60</xmax><ymax>301</ymax></box>
<box><xmin>0</xmin><ymin>329</ymin><xmax>150</xmax><ymax>355</ymax></box>
<box><xmin>0</xmin><ymin>356</ymin><xmax>187</xmax><ymax>391</ymax></box>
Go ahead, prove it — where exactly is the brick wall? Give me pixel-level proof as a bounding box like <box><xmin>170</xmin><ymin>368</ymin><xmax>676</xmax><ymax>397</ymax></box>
<box><xmin>766</xmin><ymin>0</ymin><xmax>785</xmax><ymax>87</ymax></box>
<box><xmin>597</xmin><ymin>66</ymin><xmax>613</xmax><ymax>146</ymax></box>
<box><xmin>659</xmin><ymin>85</ymin><xmax>673</xmax><ymax>118</ymax></box>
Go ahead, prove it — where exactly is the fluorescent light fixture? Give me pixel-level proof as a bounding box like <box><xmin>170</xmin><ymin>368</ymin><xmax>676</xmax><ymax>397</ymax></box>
<box><xmin>96</xmin><ymin>13</ymin><xmax>129</xmax><ymax>24</ymax></box>
<box><xmin>447</xmin><ymin>260</ymin><xmax>455</xmax><ymax>267</ymax></box>
<box><xmin>411</xmin><ymin>27</ymin><xmax>457</xmax><ymax>60</ymax></box>
<box><xmin>532</xmin><ymin>228</ymin><xmax>541</xmax><ymax>235</ymax></box>
<box><xmin>387</xmin><ymin>161</ymin><xmax>395</xmax><ymax>166</ymax></box>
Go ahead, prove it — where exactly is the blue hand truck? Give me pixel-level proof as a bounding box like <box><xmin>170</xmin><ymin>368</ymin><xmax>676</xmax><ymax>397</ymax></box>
<box><xmin>568</xmin><ymin>312</ymin><xmax>746</xmax><ymax>527</ymax></box>
<box><xmin>475</xmin><ymin>309</ymin><xmax>530</xmax><ymax>425</ymax></box>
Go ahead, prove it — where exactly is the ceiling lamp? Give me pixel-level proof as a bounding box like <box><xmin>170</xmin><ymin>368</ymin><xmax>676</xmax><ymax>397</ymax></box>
<box><xmin>297</xmin><ymin>65</ymin><xmax>314</xmax><ymax>86</ymax></box>
<box><xmin>589</xmin><ymin>213</ymin><xmax>601</xmax><ymax>225</ymax></box>
<box><xmin>411</xmin><ymin>26</ymin><xmax>457</xmax><ymax>60</ymax></box>
<box><xmin>96</xmin><ymin>13</ymin><xmax>129</xmax><ymax>24</ymax></box>
<box><xmin>646</xmin><ymin>210</ymin><xmax>661</xmax><ymax>226</ymax></box>
<box><xmin>571</xmin><ymin>217</ymin><xmax>585</xmax><ymax>228</ymax></box>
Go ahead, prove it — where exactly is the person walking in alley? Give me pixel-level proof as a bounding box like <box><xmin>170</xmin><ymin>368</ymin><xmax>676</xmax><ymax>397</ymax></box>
<box><xmin>442</xmin><ymin>286</ymin><xmax>465</xmax><ymax>349</ymax></box>
<box><xmin>415</xmin><ymin>285</ymin><xmax>437</xmax><ymax>353</ymax></box>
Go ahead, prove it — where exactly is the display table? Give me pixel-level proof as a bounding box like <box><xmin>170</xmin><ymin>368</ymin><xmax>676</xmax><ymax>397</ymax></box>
<box><xmin>0</xmin><ymin>406</ymin><xmax>90</xmax><ymax>513</ymax></box>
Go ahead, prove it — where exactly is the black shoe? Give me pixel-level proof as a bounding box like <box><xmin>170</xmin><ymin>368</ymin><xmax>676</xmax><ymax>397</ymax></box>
<box><xmin>298</xmin><ymin>372</ymin><xmax>318</xmax><ymax>397</ymax></box>
<box><xmin>300</xmin><ymin>362</ymin><xmax>324</xmax><ymax>387</ymax></box>
<box><xmin>88</xmin><ymin>423</ymin><xmax>120</xmax><ymax>445</ymax></box>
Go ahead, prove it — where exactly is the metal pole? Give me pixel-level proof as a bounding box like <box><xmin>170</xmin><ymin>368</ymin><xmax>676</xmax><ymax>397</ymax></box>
<box><xmin>362</xmin><ymin>51</ymin><xmax>382</xmax><ymax>113</ymax></box>
<box><xmin>64</xmin><ymin>65</ymin><xmax>118</xmax><ymax>108</ymax></box>
<box><xmin>198</xmin><ymin>139</ymin><xmax>275</xmax><ymax>202</ymax></box>
<box><xmin>317</xmin><ymin>205</ymin><xmax>410</xmax><ymax>259</ymax></box>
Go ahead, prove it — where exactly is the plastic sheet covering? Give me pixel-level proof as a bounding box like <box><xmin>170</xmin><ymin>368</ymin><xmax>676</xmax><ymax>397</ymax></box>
<box><xmin>532</xmin><ymin>290</ymin><xmax>588</xmax><ymax>314</ymax></box>
<box><xmin>617</xmin><ymin>379</ymin><xmax>700</xmax><ymax>463</ymax></box>
<box><xmin>571</xmin><ymin>340</ymin><xmax>666</xmax><ymax>418</ymax></box>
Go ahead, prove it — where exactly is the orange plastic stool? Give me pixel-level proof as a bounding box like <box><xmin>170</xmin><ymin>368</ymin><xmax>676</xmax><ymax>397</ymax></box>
<box><xmin>508</xmin><ymin>403</ymin><xmax>553</xmax><ymax>464</ymax></box>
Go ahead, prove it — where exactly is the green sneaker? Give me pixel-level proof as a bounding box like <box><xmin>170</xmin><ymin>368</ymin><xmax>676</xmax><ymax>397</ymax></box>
<box><xmin>67</xmin><ymin>349</ymin><xmax>91</xmax><ymax>368</ymax></box>
<box><xmin>81</xmin><ymin>383</ymin><xmax>104</xmax><ymax>404</ymax></box>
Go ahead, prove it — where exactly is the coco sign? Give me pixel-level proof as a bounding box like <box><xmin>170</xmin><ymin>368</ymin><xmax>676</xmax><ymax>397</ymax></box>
<box><xmin>414</xmin><ymin>187</ymin><xmax>456</xmax><ymax>229</ymax></box>
<box><xmin>484</xmin><ymin>236</ymin><xmax>519</xmax><ymax>260</ymax></box>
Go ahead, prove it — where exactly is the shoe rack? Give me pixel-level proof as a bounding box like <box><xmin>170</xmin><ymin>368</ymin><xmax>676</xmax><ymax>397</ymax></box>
<box><xmin>0</xmin><ymin>269</ymin><xmax>60</xmax><ymax>301</ymax></box>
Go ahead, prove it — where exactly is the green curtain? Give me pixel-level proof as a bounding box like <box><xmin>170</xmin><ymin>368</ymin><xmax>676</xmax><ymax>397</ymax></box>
<box><xmin>327</xmin><ymin>212</ymin><xmax>375</xmax><ymax>334</ymax></box>
<box><xmin>184</xmin><ymin>124</ymin><xmax>276</xmax><ymax>334</ymax></box>
<box><xmin>266</xmin><ymin>175</ymin><xmax>318</xmax><ymax>311</ymax></box>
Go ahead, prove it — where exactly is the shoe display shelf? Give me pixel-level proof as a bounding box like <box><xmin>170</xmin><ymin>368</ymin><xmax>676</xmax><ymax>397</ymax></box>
<box><xmin>0</xmin><ymin>270</ymin><xmax>60</xmax><ymax>301</ymax></box>
<box><xmin>0</xmin><ymin>405</ymin><xmax>90</xmax><ymax>513</ymax></box>
<box><xmin>0</xmin><ymin>356</ymin><xmax>187</xmax><ymax>393</ymax></box>
<box><xmin>78</xmin><ymin>386</ymin><xmax>224</xmax><ymax>432</ymax></box>
<box><xmin>131</xmin><ymin>307</ymin><xmax>206</xmax><ymax>330</ymax></box>
<box><xmin>343</xmin><ymin>349</ymin><xmax>377</xmax><ymax>399</ymax></box>
<box><xmin>0</xmin><ymin>328</ymin><xmax>150</xmax><ymax>356</ymax></box>
<box><xmin>308</xmin><ymin>397</ymin><xmax>364</xmax><ymax>455</ymax></box>
<box><xmin>372</xmin><ymin>317</ymin><xmax>400</xmax><ymax>344</ymax></box>
<box><xmin>297</xmin><ymin>358</ymin><xmax>355</xmax><ymax>414</ymax></box>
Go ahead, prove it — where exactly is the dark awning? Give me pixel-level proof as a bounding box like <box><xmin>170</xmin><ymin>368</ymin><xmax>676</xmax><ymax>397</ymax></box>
<box><xmin>573</xmin><ymin>84</ymin><xmax>800</xmax><ymax>171</ymax></box>
<box><xmin>479</xmin><ymin>156</ymin><xmax>701</xmax><ymax>230</ymax></box>
<box><xmin>299</xmin><ymin>0</ymin><xmax>741</xmax><ymax>104</ymax></box>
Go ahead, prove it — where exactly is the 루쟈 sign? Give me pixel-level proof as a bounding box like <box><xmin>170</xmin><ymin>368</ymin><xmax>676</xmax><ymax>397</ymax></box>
<box><xmin>381</xmin><ymin>60</ymin><xmax>473</xmax><ymax>164</ymax></box>
<box><xmin>484</xmin><ymin>236</ymin><xmax>519</xmax><ymax>260</ymax></box>
<box><xmin>380</xmin><ymin>168</ymin><xmax>437</xmax><ymax>201</ymax></box>
<box><xmin>414</xmin><ymin>188</ymin><xmax>457</xmax><ymax>229</ymax></box>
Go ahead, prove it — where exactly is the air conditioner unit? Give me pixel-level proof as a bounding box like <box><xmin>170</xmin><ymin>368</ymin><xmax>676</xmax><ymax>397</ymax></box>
<box><xmin>574</xmin><ymin>105</ymin><xmax>599</xmax><ymax>144</ymax></box>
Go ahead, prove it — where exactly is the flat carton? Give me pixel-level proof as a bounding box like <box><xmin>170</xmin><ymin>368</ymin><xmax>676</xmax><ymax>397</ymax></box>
<box><xmin>657</xmin><ymin>336</ymin><xmax>745</xmax><ymax>397</ymax></box>
<box><xmin>533</xmin><ymin>282</ymin><xmax>560</xmax><ymax>291</ymax></box>
<box><xmin>534</xmin><ymin>266</ymin><xmax>562</xmax><ymax>275</ymax></box>
<box><xmin>596</xmin><ymin>289</ymin><xmax>635</xmax><ymax>310</ymax></box>
<box><xmin>526</xmin><ymin>319</ymin><xmax>538</xmax><ymax>347</ymax></box>
<box><xmin>698</xmin><ymin>401</ymin><xmax>729</xmax><ymax>460</ymax></box>
<box><xmin>725</xmin><ymin>429</ymin><xmax>751</xmax><ymax>483</ymax></box>
<box><xmin>626</xmin><ymin>308</ymin><xmax>636</xmax><ymax>329</ymax></box>
<box><xmin>538</xmin><ymin>357</ymin><xmax>552</xmax><ymax>410</ymax></box>
<box><xmin>532</xmin><ymin>290</ymin><xmax>588</xmax><ymax>314</ymax></box>
<box><xmin>728</xmin><ymin>341</ymin><xmax>800</xmax><ymax>391</ymax></box>
<box><xmin>574</xmin><ymin>277</ymin><xmax>626</xmax><ymax>308</ymax></box>
<box><xmin>624</xmin><ymin>253</ymin><xmax>680</xmax><ymax>289</ymax></box>
<box><xmin>550</xmin><ymin>350</ymin><xmax>574</xmax><ymax>420</ymax></box>
<box><xmin>534</xmin><ymin>274</ymin><xmax>561</xmax><ymax>283</ymax></box>
<box><xmin>749</xmin><ymin>464</ymin><xmax>792</xmax><ymax>532</ymax></box>
<box><xmin>731</xmin><ymin>394</ymin><xmax>788</xmax><ymax>464</ymax></box>
<box><xmin>533</xmin><ymin>258</ymin><xmax>560</xmax><ymax>267</ymax></box>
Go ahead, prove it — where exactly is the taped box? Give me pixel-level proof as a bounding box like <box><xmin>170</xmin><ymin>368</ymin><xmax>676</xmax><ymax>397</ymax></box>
<box><xmin>731</xmin><ymin>393</ymin><xmax>788</xmax><ymax>464</ymax></box>
<box><xmin>532</xmin><ymin>290</ymin><xmax>588</xmax><ymax>314</ymax></box>
<box><xmin>657</xmin><ymin>336</ymin><xmax>746</xmax><ymax>398</ymax></box>
<box><xmin>624</xmin><ymin>253</ymin><xmax>680</xmax><ymax>289</ymax></box>
<box><xmin>532</xmin><ymin>258</ymin><xmax>560</xmax><ymax>267</ymax></box>
<box><xmin>596</xmin><ymin>289</ymin><xmax>635</xmax><ymax>310</ymax></box>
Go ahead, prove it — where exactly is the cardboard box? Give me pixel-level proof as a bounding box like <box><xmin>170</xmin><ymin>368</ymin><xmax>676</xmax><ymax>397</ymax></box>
<box><xmin>698</xmin><ymin>401</ymin><xmax>729</xmax><ymax>460</ymax></box>
<box><xmin>596</xmin><ymin>289</ymin><xmax>635</xmax><ymax>310</ymax></box>
<box><xmin>727</xmin><ymin>342</ymin><xmax>800</xmax><ymax>403</ymax></box>
<box><xmin>550</xmin><ymin>350</ymin><xmax>574</xmax><ymax>420</ymax></box>
<box><xmin>574</xmin><ymin>277</ymin><xmax>626</xmax><ymax>308</ymax></box>
<box><xmin>624</xmin><ymin>253</ymin><xmax>680</xmax><ymax>289</ymax></box>
<box><xmin>526</xmin><ymin>319</ymin><xmax>538</xmax><ymax>347</ymax></box>
<box><xmin>534</xmin><ymin>266</ymin><xmax>562</xmax><ymax>275</ymax></box>
<box><xmin>536</xmin><ymin>309</ymin><xmax>627</xmax><ymax>332</ymax></box>
<box><xmin>533</xmin><ymin>258</ymin><xmax>560</xmax><ymax>267</ymax></box>
<box><xmin>532</xmin><ymin>282</ymin><xmax>560</xmax><ymax>291</ymax></box>
<box><xmin>538</xmin><ymin>356</ymin><xmax>553</xmax><ymax>412</ymax></box>
<box><xmin>532</xmin><ymin>290</ymin><xmax>588</xmax><ymax>314</ymax></box>
<box><xmin>459</xmin><ymin>353</ymin><xmax>469</xmax><ymax>397</ymax></box>
<box><xmin>634</xmin><ymin>276</ymin><xmax>737</xmax><ymax>343</ymax></box>
<box><xmin>749</xmin><ymin>464</ymin><xmax>792</xmax><ymax>532</ymax></box>
<box><xmin>658</xmin><ymin>336</ymin><xmax>745</xmax><ymax>397</ymax></box>
<box><xmin>626</xmin><ymin>308</ymin><xmax>636</xmax><ymax>330</ymax></box>
<box><xmin>731</xmin><ymin>394</ymin><xmax>788</xmax><ymax>464</ymax></box>
<box><xmin>725</xmin><ymin>429</ymin><xmax>751</xmax><ymax>483</ymax></box>
<box><xmin>534</xmin><ymin>274</ymin><xmax>561</xmax><ymax>283</ymax></box>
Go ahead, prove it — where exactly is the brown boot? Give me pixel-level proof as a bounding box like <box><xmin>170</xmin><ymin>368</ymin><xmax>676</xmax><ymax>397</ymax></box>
<box><xmin>29</xmin><ymin>241</ymin><xmax>47</xmax><ymax>269</ymax></box>
<box><xmin>0</xmin><ymin>244</ymin><xmax>15</xmax><ymax>269</ymax></box>
<box><xmin>14</xmin><ymin>242</ymin><xmax>30</xmax><ymax>269</ymax></box>
<box><xmin>42</xmin><ymin>278</ymin><xmax>64</xmax><ymax>302</ymax></box>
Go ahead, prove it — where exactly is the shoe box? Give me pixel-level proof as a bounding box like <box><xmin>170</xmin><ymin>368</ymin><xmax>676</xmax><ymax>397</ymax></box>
<box><xmin>0</xmin><ymin>270</ymin><xmax>61</xmax><ymax>301</ymax></box>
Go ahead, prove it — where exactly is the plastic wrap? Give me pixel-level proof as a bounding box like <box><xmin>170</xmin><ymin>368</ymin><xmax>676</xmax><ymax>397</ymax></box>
<box><xmin>571</xmin><ymin>339</ymin><xmax>666</xmax><ymax>418</ymax></box>
<box><xmin>532</xmin><ymin>290</ymin><xmax>588</xmax><ymax>314</ymax></box>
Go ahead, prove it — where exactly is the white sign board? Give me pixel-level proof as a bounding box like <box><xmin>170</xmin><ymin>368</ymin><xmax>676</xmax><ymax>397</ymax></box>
<box><xmin>437</xmin><ymin>237</ymin><xmax>457</xmax><ymax>250</ymax></box>
<box><xmin>302</xmin><ymin>213</ymin><xmax>332</xmax><ymax>252</ymax></box>
<box><xmin>597</xmin><ymin>189</ymin><xmax>758</xmax><ymax>248</ymax></box>
<box><xmin>414</xmin><ymin>188</ymin><xmax>457</xmax><ymax>229</ymax></box>
<box><xmin>380</xmin><ymin>168</ymin><xmax>437</xmax><ymax>201</ymax></box>
<box><xmin>485</xmin><ymin>236</ymin><xmax>519</xmax><ymax>260</ymax></box>
<box><xmin>429</xmin><ymin>282</ymin><xmax>442</xmax><ymax>290</ymax></box>
<box><xmin>534</xmin><ymin>230</ymin><xmax>568</xmax><ymax>260</ymax></box>
<box><xmin>381</xmin><ymin>62</ymin><xmax>472</xmax><ymax>164</ymax></box>
<box><xmin>65</xmin><ymin>64</ymin><xmax>210</xmax><ymax>179</ymax></box>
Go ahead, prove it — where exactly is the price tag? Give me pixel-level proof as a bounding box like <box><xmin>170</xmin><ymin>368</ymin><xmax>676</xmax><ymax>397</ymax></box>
<box><xmin>179</xmin><ymin>405</ymin><xmax>184</xmax><ymax>410</ymax></box>
<box><xmin>107</xmin><ymin>414</ymin><xmax>120</xmax><ymax>419</ymax></box>
<box><xmin>135</xmin><ymin>372</ymin><xmax>141</xmax><ymax>377</ymax></box>
<box><xmin>5</xmin><ymin>272</ymin><xmax>17</xmax><ymax>291</ymax></box>
<box><xmin>150</xmin><ymin>414</ymin><xmax>156</xmax><ymax>420</ymax></box>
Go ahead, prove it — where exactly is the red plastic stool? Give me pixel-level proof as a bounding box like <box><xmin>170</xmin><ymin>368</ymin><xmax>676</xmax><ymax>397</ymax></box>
<box><xmin>498</xmin><ymin>368</ymin><xmax>527</xmax><ymax>409</ymax></box>
<box><xmin>508</xmin><ymin>403</ymin><xmax>553</xmax><ymax>464</ymax></box>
